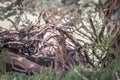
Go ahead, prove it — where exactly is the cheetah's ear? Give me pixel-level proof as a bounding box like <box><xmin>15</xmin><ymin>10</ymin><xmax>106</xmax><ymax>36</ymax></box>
<box><xmin>63</xmin><ymin>36</ymin><xmax>66</xmax><ymax>39</ymax></box>
<box><xmin>62</xmin><ymin>37</ymin><xmax>67</xmax><ymax>41</ymax></box>
<box><xmin>65</xmin><ymin>37</ymin><xmax>67</xmax><ymax>40</ymax></box>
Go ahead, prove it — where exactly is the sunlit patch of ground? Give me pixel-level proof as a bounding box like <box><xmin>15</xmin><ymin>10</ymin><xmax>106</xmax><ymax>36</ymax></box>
<box><xmin>0</xmin><ymin>12</ymin><xmax>39</xmax><ymax>29</ymax></box>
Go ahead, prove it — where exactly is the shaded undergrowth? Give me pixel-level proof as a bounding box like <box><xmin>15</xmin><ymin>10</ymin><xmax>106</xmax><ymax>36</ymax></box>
<box><xmin>0</xmin><ymin>58</ymin><xmax>120</xmax><ymax>80</ymax></box>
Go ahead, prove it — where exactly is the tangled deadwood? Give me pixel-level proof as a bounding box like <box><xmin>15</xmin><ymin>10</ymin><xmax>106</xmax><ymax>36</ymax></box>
<box><xmin>0</xmin><ymin>7</ymin><xmax>120</xmax><ymax>74</ymax></box>
<box><xmin>0</xmin><ymin>10</ymin><xmax>86</xmax><ymax>74</ymax></box>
